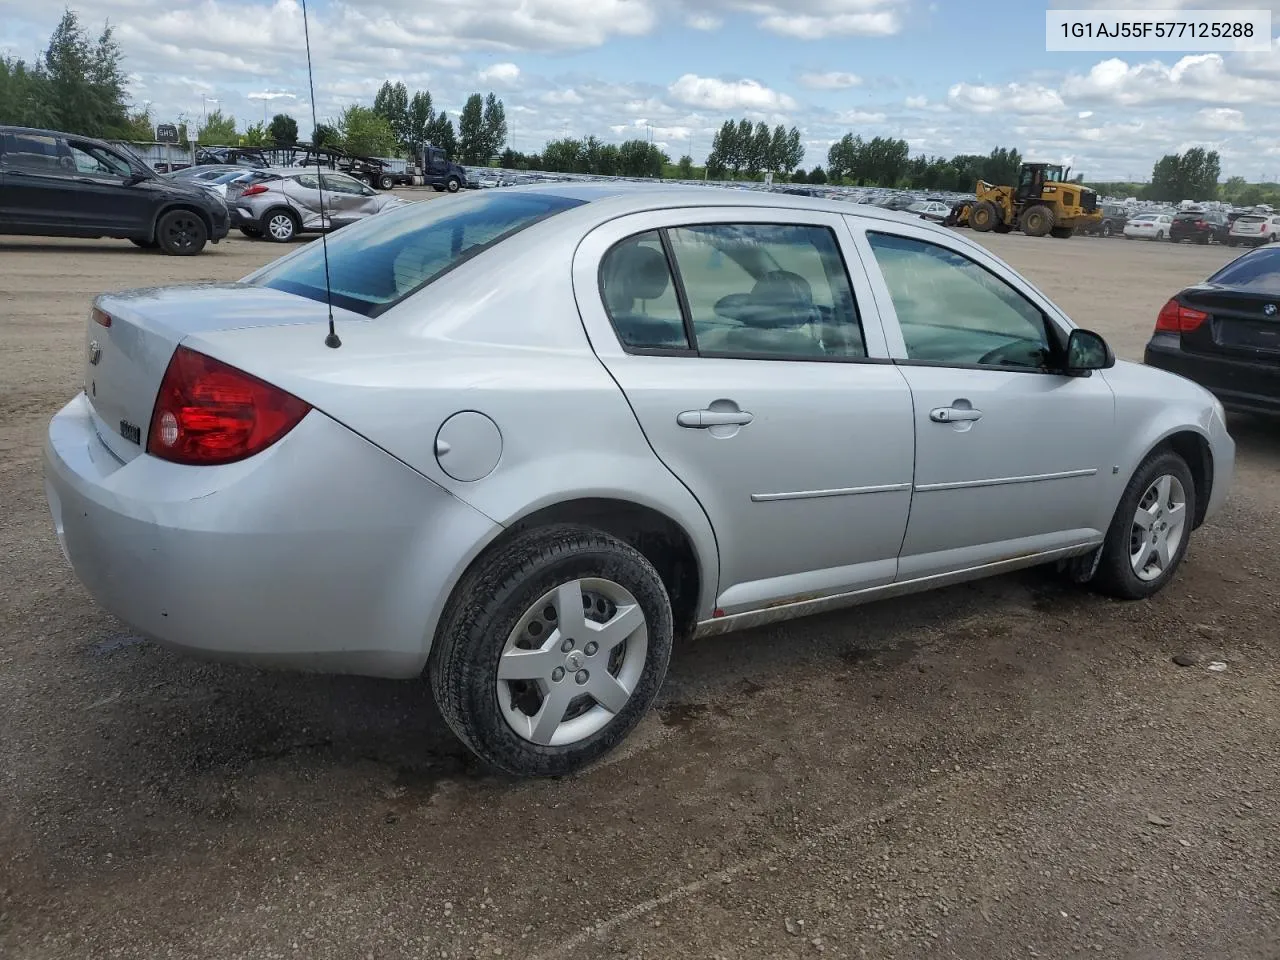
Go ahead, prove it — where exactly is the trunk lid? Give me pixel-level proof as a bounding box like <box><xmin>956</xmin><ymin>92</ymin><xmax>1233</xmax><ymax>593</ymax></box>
<box><xmin>83</xmin><ymin>282</ymin><xmax>357</xmax><ymax>463</ymax></box>
<box><xmin>1179</xmin><ymin>284</ymin><xmax>1280</xmax><ymax>362</ymax></box>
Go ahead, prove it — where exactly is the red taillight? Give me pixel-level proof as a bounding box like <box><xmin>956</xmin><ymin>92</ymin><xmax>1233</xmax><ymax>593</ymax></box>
<box><xmin>92</xmin><ymin>307</ymin><xmax>112</xmax><ymax>327</ymax></box>
<box><xmin>147</xmin><ymin>346</ymin><xmax>310</xmax><ymax>465</ymax></box>
<box><xmin>239</xmin><ymin>183</ymin><xmax>269</xmax><ymax>197</ymax></box>
<box><xmin>1155</xmin><ymin>298</ymin><xmax>1208</xmax><ymax>334</ymax></box>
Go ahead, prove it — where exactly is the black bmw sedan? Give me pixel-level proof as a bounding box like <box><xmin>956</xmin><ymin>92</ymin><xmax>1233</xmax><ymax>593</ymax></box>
<box><xmin>1144</xmin><ymin>243</ymin><xmax>1280</xmax><ymax>415</ymax></box>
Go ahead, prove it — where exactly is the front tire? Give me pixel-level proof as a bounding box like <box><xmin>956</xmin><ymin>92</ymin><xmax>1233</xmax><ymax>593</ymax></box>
<box><xmin>430</xmin><ymin>524</ymin><xmax>674</xmax><ymax>778</ymax></box>
<box><xmin>446</xmin><ymin>175</ymin><xmax>462</xmax><ymax>193</ymax></box>
<box><xmin>969</xmin><ymin>200</ymin><xmax>998</xmax><ymax>232</ymax></box>
<box><xmin>155</xmin><ymin>210</ymin><xmax>208</xmax><ymax>256</ymax></box>
<box><xmin>1091</xmin><ymin>450</ymin><xmax>1196</xmax><ymax>600</ymax></box>
<box><xmin>1019</xmin><ymin>204</ymin><xmax>1054</xmax><ymax>237</ymax></box>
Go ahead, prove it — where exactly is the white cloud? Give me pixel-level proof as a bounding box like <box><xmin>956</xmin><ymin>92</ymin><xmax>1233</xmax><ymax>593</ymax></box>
<box><xmin>541</xmin><ymin>88</ymin><xmax>585</xmax><ymax>105</ymax></box>
<box><xmin>1194</xmin><ymin>107</ymin><xmax>1247</xmax><ymax>131</ymax></box>
<box><xmin>698</xmin><ymin>0</ymin><xmax>907</xmax><ymax>38</ymax></box>
<box><xmin>685</xmin><ymin>13</ymin><xmax>722</xmax><ymax>29</ymax></box>
<box><xmin>1077</xmin><ymin>110</ymin><xmax>1093</xmax><ymax>119</ymax></box>
<box><xmin>478</xmin><ymin>61</ymin><xmax>520</xmax><ymax>84</ymax></box>
<box><xmin>905</xmin><ymin>95</ymin><xmax>928</xmax><ymax>108</ymax></box>
<box><xmin>798</xmin><ymin>71</ymin><xmax>862</xmax><ymax>90</ymax></box>
<box><xmin>834</xmin><ymin>109</ymin><xmax>887</xmax><ymax>124</ymax></box>
<box><xmin>947</xmin><ymin>81</ymin><xmax>1066</xmax><ymax>114</ymax></box>
<box><xmin>668</xmin><ymin>74</ymin><xmax>798</xmax><ymax>111</ymax></box>
<box><xmin>1061</xmin><ymin>54</ymin><xmax>1280</xmax><ymax>106</ymax></box>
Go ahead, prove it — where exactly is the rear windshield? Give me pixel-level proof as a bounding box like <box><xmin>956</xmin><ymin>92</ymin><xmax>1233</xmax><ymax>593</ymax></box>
<box><xmin>1237</xmin><ymin>215</ymin><xmax>1265</xmax><ymax>223</ymax></box>
<box><xmin>1174</xmin><ymin>212</ymin><xmax>1203</xmax><ymax>220</ymax></box>
<box><xmin>1207</xmin><ymin>247</ymin><xmax>1280</xmax><ymax>292</ymax></box>
<box><xmin>251</xmin><ymin>190</ymin><xmax>585</xmax><ymax>317</ymax></box>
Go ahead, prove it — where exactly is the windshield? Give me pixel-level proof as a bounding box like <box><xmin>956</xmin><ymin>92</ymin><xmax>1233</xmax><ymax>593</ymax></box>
<box><xmin>251</xmin><ymin>190</ymin><xmax>586</xmax><ymax>317</ymax></box>
<box><xmin>1042</xmin><ymin>165</ymin><xmax>1064</xmax><ymax>181</ymax></box>
<box><xmin>1207</xmin><ymin>247</ymin><xmax>1280</xmax><ymax>292</ymax></box>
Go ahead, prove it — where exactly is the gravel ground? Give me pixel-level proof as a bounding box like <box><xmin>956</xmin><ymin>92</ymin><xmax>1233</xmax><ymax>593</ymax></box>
<box><xmin>2</xmin><ymin>204</ymin><xmax>1278</xmax><ymax>960</ymax></box>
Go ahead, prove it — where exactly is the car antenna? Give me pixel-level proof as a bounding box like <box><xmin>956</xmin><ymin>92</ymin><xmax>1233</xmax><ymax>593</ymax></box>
<box><xmin>301</xmin><ymin>0</ymin><xmax>340</xmax><ymax>349</ymax></box>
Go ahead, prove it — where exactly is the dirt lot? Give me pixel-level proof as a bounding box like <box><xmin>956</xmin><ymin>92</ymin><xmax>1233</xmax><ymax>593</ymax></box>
<box><xmin>2</xmin><ymin>205</ymin><xmax>1279</xmax><ymax>960</ymax></box>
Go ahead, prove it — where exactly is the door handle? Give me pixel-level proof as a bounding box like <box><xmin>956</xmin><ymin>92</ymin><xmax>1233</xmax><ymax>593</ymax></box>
<box><xmin>677</xmin><ymin>409</ymin><xmax>754</xmax><ymax>428</ymax></box>
<box><xmin>930</xmin><ymin>406</ymin><xmax>982</xmax><ymax>423</ymax></box>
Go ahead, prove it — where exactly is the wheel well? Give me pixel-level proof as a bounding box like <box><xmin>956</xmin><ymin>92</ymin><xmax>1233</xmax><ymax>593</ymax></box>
<box><xmin>1161</xmin><ymin>431</ymin><xmax>1213</xmax><ymax>529</ymax></box>
<box><xmin>502</xmin><ymin>499</ymin><xmax>703</xmax><ymax>641</ymax></box>
<box><xmin>263</xmin><ymin>204</ymin><xmax>299</xmax><ymax>224</ymax></box>
<box><xmin>154</xmin><ymin>204</ymin><xmax>212</xmax><ymax>238</ymax></box>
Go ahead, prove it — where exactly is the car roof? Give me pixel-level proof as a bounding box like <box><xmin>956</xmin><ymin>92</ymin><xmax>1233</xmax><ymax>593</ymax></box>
<box><xmin>0</xmin><ymin>124</ymin><xmax>113</xmax><ymax>149</ymax></box>
<box><xmin>490</xmin><ymin>181</ymin><xmax>942</xmax><ymax>231</ymax></box>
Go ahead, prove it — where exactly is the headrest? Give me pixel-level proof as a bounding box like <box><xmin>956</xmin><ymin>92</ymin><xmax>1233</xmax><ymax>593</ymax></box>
<box><xmin>744</xmin><ymin>270</ymin><xmax>817</xmax><ymax>328</ymax></box>
<box><xmin>609</xmin><ymin>243</ymin><xmax>671</xmax><ymax>303</ymax></box>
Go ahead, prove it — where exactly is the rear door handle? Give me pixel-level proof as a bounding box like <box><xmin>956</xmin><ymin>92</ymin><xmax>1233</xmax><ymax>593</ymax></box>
<box><xmin>677</xmin><ymin>409</ymin><xmax>754</xmax><ymax>428</ymax></box>
<box><xmin>930</xmin><ymin>406</ymin><xmax>982</xmax><ymax>423</ymax></box>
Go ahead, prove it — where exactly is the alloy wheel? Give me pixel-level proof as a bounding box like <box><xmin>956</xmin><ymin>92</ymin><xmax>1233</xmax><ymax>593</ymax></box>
<box><xmin>1129</xmin><ymin>474</ymin><xmax>1188</xmax><ymax>582</ymax></box>
<box><xmin>496</xmin><ymin>577</ymin><xmax>648</xmax><ymax>747</ymax></box>
<box><xmin>268</xmin><ymin>213</ymin><xmax>295</xmax><ymax>241</ymax></box>
<box><xmin>164</xmin><ymin>214</ymin><xmax>201</xmax><ymax>252</ymax></box>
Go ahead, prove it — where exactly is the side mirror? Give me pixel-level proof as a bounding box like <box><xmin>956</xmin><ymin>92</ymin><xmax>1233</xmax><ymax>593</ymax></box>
<box><xmin>1065</xmin><ymin>328</ymin><xmax>1115</xmax><ymax>374</ymax></box>
<box><xmin>123</xmin><ymin>172</ymin><xmax>148</xmax><ymax>186</ymax></box>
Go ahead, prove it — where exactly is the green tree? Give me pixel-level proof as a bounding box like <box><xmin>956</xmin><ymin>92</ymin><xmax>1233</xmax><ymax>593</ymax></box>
<box><xmin>540</xmin><ymin>137</ymin><xmax>583</xmax><ymax>173</ymax></box>
<box><xmin>121</xmin><ymin>107</ymin><xmax>154</xmax><ymax>141</ymax></box>
<box><xmin>406</xmin><ymin>90</ymin><xmax>433</xmax><ymax>152</ymax></box>
<box><xmin>1146</xmin><ymin>148</ymin><xmax>1221</xmax><ymax>201</ymax></box>
<box><xmin>676</xmin><ymin>154</ymin><xmax>694</xmax><ymax>178</ymax></box>
<box><xmin>424</xmin><ymin>112</ymin><xmax>457</xmax><ymax>157</ymax></box>
<box><xmin>269</xmin><ymin>113</ymin><xmax>298</xmax><ymax>145</ymax></box>
<box><xmin>481</xmin><ymin>92</ymin><xmax>507</xmax><ymax>159</ymax></box>
<box><xmin>618</xmin><ymin>139</ymin><xmax>666</xmax><ymax>178</ymax></box>
<box><xmin>197</xmin><ymin>108</ymin><xmax>237</xmax><ymax>145</ymax></box>
<box><xmin>311</xmin><ymin>122</ymin><xmax>340</xmax><ymax>149</ymax></box>
<box><xmin>1221</xmin><ymin>175</ymin><xmax>1248</xmax><ymax>204</ymax></box>
<box><xmin>337</xmin><ymin>104</ymin><xmax>397</xmax><ymax>156</ymax></box>
<box><xmin>808</xmin><ymin>165</ymin><xmax>828</xmax><ymax>184</ymax></box>
<box><xmin>373</xmin><ymin>80</ymin><xmax>410</xmax><ymax>148</ymax></box>
<box><xmin>790</xmin><ymin>167</ymin><xmax>808</xmax><ymax>184</ymax></box>
<box><xmin>457</xmin><ymin>93</ymin><xmax>485</xmax><ymax>164</ymax></box>
<box><xmin>240</xmin><ymin>121</ymin><xmax>269</xmax><ymax>146</ymax></box>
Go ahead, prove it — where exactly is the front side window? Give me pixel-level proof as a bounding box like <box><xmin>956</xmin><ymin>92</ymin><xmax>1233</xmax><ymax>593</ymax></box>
<box><xmin>67</xmin><ymin>142</ymin><xmax>131</xmax><ymax>178</ymax></box>
<box><xmin>253</xmin><ymin>189</ymin><xmax>585</xmax><ymax>317</ymax></box>
<box><xmin>321</xmin><ymin>173</ymin><xmax>371</xmax><ymax>196</ymax></box>
<box><xmin>866</xmin><ymin>231</ymin><xmax>1054</xmax><ymax>370</ymax></box>
<box><xmin>666</xmin><ymin>223</ymin><xmax>866</xmax><ymax>358</ymax></box>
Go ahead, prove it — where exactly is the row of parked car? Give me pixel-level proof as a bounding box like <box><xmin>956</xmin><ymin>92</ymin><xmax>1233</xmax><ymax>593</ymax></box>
<box><xmin>1084</xmin><ymin>203</ymin><xmax>1280</xmax><ymax>245</ymax></box>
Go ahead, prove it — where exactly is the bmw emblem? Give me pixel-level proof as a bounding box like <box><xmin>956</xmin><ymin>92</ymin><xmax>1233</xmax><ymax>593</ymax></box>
<box><xmin>1266</xmin><ymin>303</ymin><xmax>1278</xmax><ymax>317</ymax></box>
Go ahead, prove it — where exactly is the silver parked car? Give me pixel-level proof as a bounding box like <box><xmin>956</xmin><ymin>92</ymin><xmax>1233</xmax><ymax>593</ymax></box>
<box><xmin>229</xmin><ymin>166</ymin><xmax>409</xmax><ymax>241</ymax></box>
<box><xmin>44</xmin><ymin>184</ymin><xmax>1234</xmax><ymax>777</ymax></box>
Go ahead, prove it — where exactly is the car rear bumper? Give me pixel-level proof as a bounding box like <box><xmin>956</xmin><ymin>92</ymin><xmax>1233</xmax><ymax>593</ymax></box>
<box><xmin>43</xmin><ymin>393</ymin><xmax>499</xmax><ymax>678</ymax></box>
<box><xmin>1145</xmin><ymin>335</ymin><xmax>1280</xmax><ymax>415</ymax></box>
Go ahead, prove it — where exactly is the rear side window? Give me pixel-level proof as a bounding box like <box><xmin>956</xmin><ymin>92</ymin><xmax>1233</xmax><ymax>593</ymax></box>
<box><xmin>1207</xmin><ymin>247</ymin><xmax>1280</xmax><ymax>292</ymax></box>
<box><xmin>599</xmin><ymin>232</ymin><xmax>689</xmax><ymax>350</ymax></box>
<box><xmin>252</xmin><ymin>190</ymin><xmax>585</xmax><ymax>317</ymax></box>
<box><xmin>1</xmin><ymin>132</ymin><xmax>64</xmax><ymax>173</ymax></box>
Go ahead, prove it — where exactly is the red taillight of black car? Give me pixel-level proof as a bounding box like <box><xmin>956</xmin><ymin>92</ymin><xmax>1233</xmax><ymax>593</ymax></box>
<box><xmin>1155</xmin><ymin>298</ymin><xmax>1209</xmax><ymax>334</ymax></box>
<box><xmin>147</xmin><ymin>346</ymin><xmax>311</xmax><ymax>465</ymax></box>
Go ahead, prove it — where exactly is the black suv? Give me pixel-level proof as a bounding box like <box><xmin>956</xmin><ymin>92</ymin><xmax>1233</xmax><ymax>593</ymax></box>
<box><xmin>0</xmin><ymin>126</ymin><xmax>229</xmax><ymax>255</ymax></box>
<box><xmin>1080</xmin><ymin>203</ymin><xmax>1129</xmax><ymax>238</ymax></box>
<box><xmin>1168</xmin><ymin>209</ymin><xmax>1229</xmax><ymax>244</ymax></box>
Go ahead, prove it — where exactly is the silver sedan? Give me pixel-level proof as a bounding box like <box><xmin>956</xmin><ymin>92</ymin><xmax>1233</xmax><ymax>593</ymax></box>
<box><xmin>230</xmin><ymin>166</ymin><xmax>410</xmax><ymax>241</ymax></box>
<box><xmin>43</xmin><ymin>184</ymin><xmax>1235</xmax><ymax>777</ymax></box>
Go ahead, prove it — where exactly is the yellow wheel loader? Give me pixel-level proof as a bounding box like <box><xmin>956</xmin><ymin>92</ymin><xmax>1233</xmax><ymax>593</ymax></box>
<box><xmin>954</xmin><ymin>163</ymin><xmax>1102</xmax><ymax>238</ymax></box>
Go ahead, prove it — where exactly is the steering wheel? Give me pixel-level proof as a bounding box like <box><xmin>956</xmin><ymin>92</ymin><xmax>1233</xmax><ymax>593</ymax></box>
<box><xmin>977</xmin><ymin>339</ymin><xmax>1047</xmax><ymax>368</ymax></box>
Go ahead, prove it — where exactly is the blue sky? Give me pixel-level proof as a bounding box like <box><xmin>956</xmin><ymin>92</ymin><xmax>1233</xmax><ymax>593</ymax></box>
<box><xmin>2</xmin><ymin>0</ymin><xmax>1279</xmax><ymax>180</ymax></box>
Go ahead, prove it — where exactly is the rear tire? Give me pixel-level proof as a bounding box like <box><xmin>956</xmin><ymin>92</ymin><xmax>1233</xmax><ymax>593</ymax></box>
<box><xmin>430</xmin><ymin>524</ymin><xmax>674</xmax><ymax>778</ymax></box>
<box><xmin>379</xmin><ymin>175</ymin><xmax>394</xmax><ymax>190</ymax></box>
<box><xmin>238</xmin><ymin>226</ymin><xmax>263</xmax><ymax>239</ymax></box>
<box><xmin>1102</xmin><ymin>221</ymin><xmax>1113</xmax><ymax>237</ymax></box>
<box><xmin>1156</xmin><ymin>230</ymin><xmax>1165</xmax><ymax>241</ymax></box>
<box><xmin>1090</xmin><ymin>450</ymin><xmax>1196</xmax><ymax>601</ymax></box>
<box><xmin>1019</xmin><ymin>204</ymin><xmax>1054</xmax><ymax>237</ymax></box>
<box><xmin>155</xmin><ymin>210</ymin><xmax>208</xmax><ymax>256</ymax></box>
